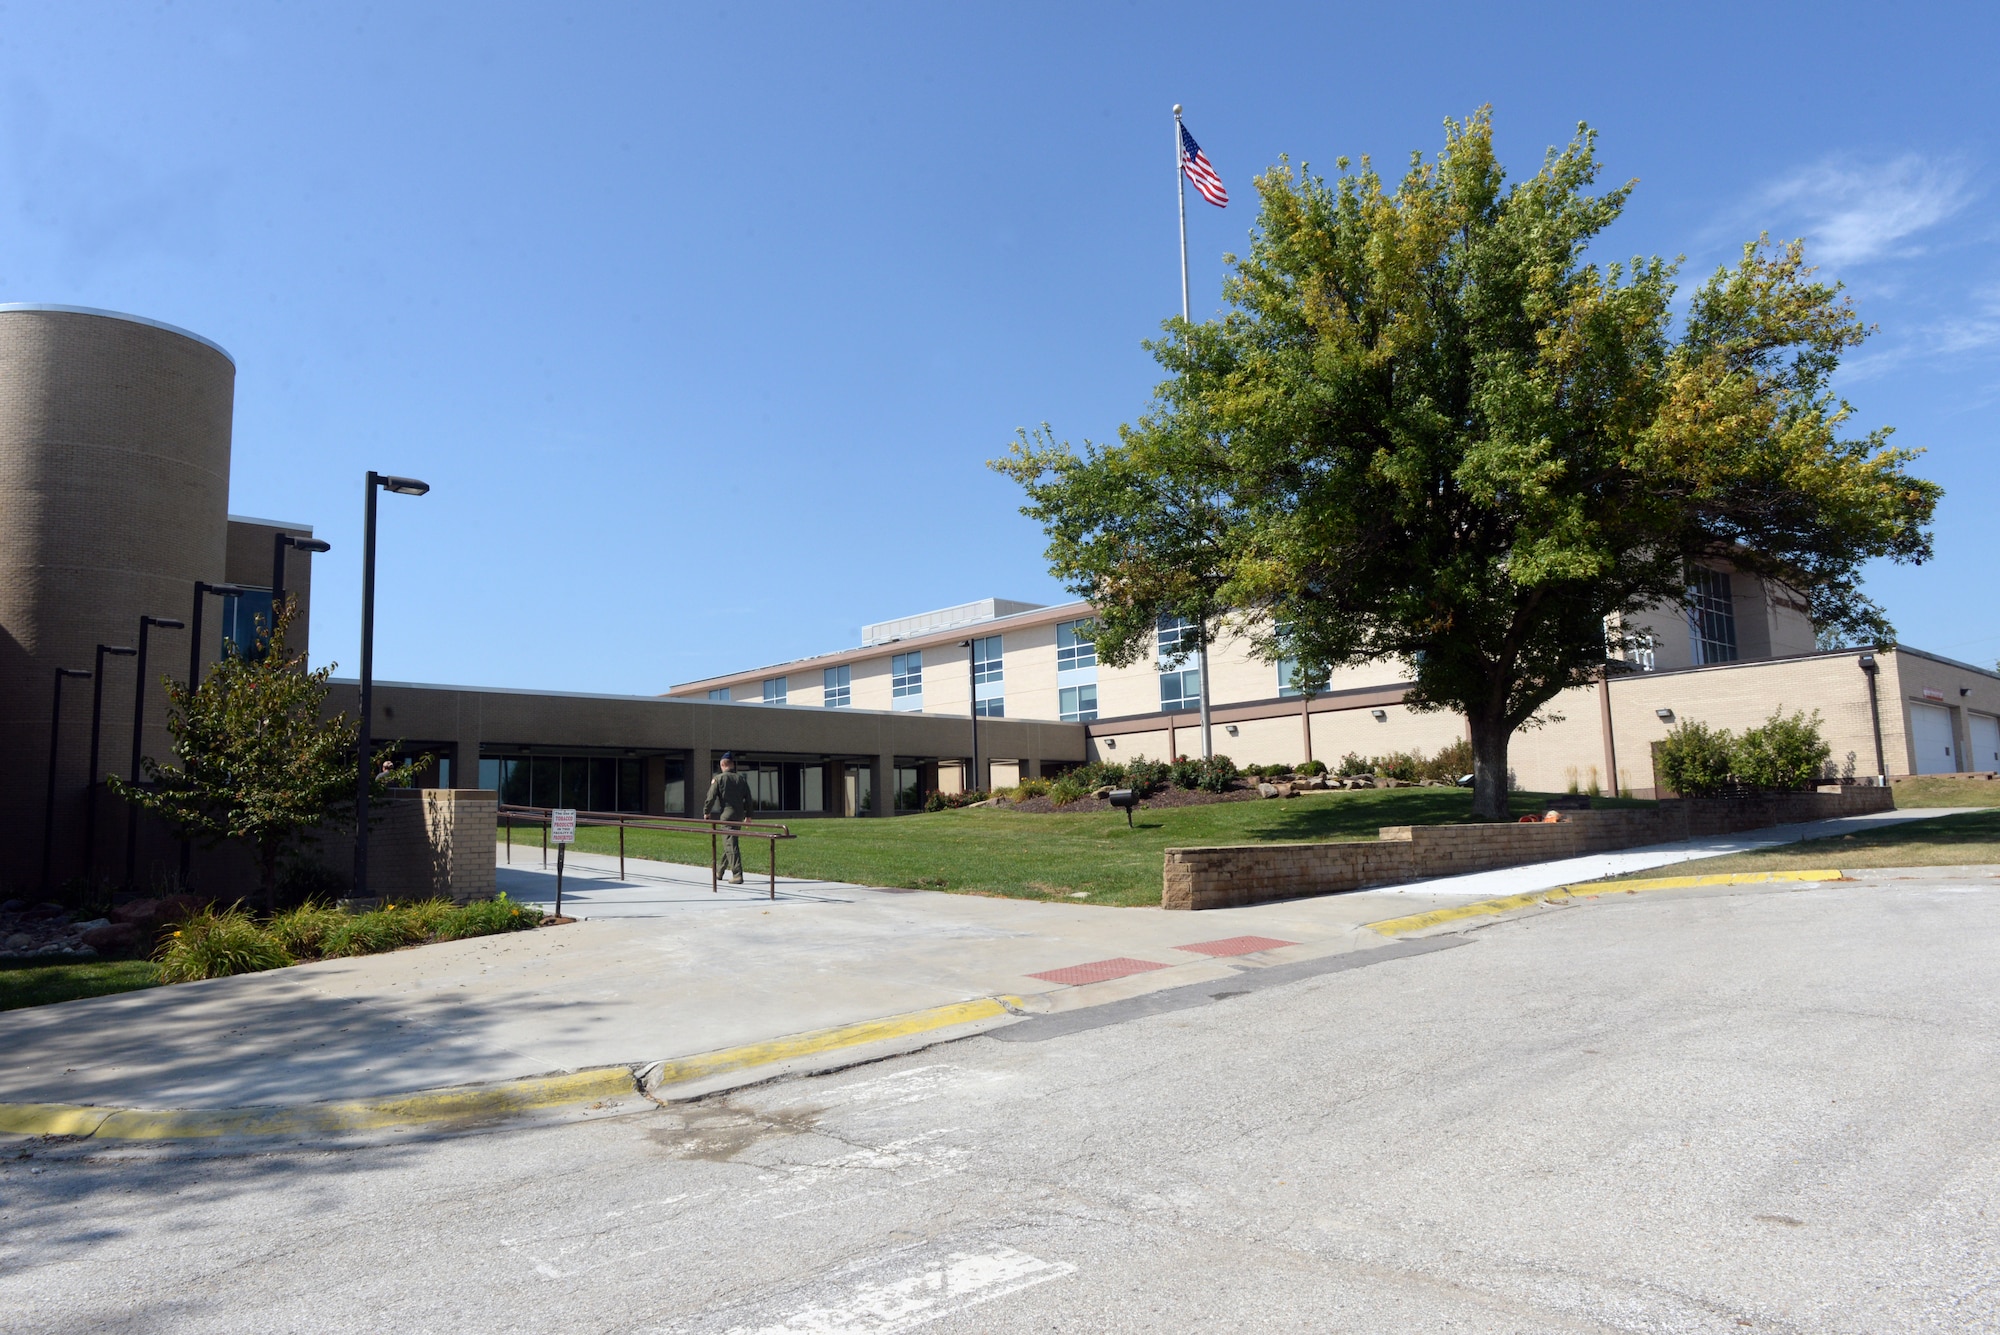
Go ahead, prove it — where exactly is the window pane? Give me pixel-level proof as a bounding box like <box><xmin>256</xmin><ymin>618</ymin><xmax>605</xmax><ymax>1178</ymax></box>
<box><xmin>1060</xmin><ymin>683</ymin><xmax>1098</xmax><ymax>723</ymax></box>
<box><xmin>618</xmin><ymin>759</ymin><xmax>644</xmax><ymax>812</ymax></box>
<box><xmin>824</xmin><ymin>664</ymin><xmax>850</xmax><ymax>707</ymax></box>
<box><xmin>764</xmin><ymin>676</ymin><xmax>787</xmax><ymax>704</ymax></box>
<box><xmin>1056</xmin><ymin>619</ymin><xmax>1097</xmax><ymax>671</ymax></box>
<box><xmin>479</xmin><ymin>758</ymin><xmax>501</xmax><ymax>791</ymax></box>
<box><xmin>588</xmin><ymin>758</ymin><xmax>615</xmax><ymax>811</ymax></box>
<box><xmin>663</xmin><ymin>757</ymin><xmax>686</xmax><ymax>815</ymax></box>
<box><xmin>1688</xmin><ymin>568</ymin><xmax>1738</xmax><ymax>665</ymax></box>
<box><xmin>708</xmin><ymin>687</ymin><xmax>730</xmax><ymax>702</ymax></box>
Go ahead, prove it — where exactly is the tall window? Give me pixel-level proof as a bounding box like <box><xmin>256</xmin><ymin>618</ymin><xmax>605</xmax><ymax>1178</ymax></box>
<box><xmin>1687</xmin><ymin>568</ymin><xmax>1738</xmax><ymax>665</ymax></box>
<box><xmin>707</xmin><ymin>687</ymin><xmax>731</xmax><ymax>702</ymax></box>
<box><xmin>1276</xmin><ymin>657</ymin><xmax>1329</xmax><ymax>697</ymax></box>
<box><xmin>220</xmin><ymin>588</ymin><xmax>276</xmax><ymax>661</ymax></box>
<box><xmin>823</xmin><ymin>664</ymin><xmax>851</xmax><ymax>708</ymax></box>
<box><xmin>763</xmin><ymin>676</ymin><xmax>787</xmax><ymax>705</ymax></box>
<box><xmin>1158</xmin><ymin>614</ymin><xmax>1201</xmax><ymax>712</ymax></box>
<box><xmin>892</xmin><ymin>651</ymin><xmax>923</xmax><ymax>709</ymax></box>
<box><xmin>1059</xmin><ymin>683</ymin><xmax>1098</xmax><ymax>722</ymax></box>
<box><xmin>1056</xmin><ymin>620</ymin><xmax>1097</xmax><ymax>672</ymax></box>
<box><xmin>972</xmin><ymin>635</ymin><xmax>1004</xmax><ymax>718</ymax></box>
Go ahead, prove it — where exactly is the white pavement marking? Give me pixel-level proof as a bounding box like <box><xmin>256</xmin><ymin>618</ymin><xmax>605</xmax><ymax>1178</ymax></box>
<box><xmin>712</xmin><ymin>1246</ymin><xmax>1077</xmax><ymax>1335</ymax></box>
<box><xmin>1356</xmin><ymin>807</ymin><xmax>1978</xmax><ymax>901</ymax></box>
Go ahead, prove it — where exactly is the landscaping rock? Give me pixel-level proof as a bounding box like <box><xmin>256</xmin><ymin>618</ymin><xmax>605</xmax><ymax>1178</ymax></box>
<box><xmin>0</xmin><ymin>898</ymin><xmax>27</xmax><ymax>913</ymax></box>
<box><xmin>1091</xmin><ymin>785</ymin><xmax>1115</xmax><ymax>799</ymax></box>
<box><xmin>82</xmin><ymin>921</ymin><xmax>142</xmax><ymax>952</ymax></box>
<box><xmin>26</xmin><ymin>902</ymin><xmax>68</xmax><ymax>919</ymax></box>
<box><xmin>1257</xmin><ymin>782</ymin><xmax>1280</xmax><ymax>799</ymax></box>
<box><xmin>1273</xmin><ymin>782</ymin><xmax>1298</xmax><ymax>798</ymax></box>
<box><xmin>4</xmin><ymin>932</ymin><xmax>33</xmax><ymax>952</ymax></box>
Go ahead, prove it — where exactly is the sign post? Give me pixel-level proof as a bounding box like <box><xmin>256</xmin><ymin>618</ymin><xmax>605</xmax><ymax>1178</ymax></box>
<box><xmin>550</xmin><ymin>808</ymin><xmax>577</xmax><ymax>918</ymax></box>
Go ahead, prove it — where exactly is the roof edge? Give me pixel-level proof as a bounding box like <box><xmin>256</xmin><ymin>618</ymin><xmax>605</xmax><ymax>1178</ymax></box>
<box><xmin>0</xmin><ymin>303</ymin><xmax>234</xmax><ymax>365</ymax></box>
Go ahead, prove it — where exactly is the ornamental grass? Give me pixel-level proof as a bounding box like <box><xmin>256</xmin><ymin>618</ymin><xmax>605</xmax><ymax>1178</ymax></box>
<box><xmin>153</xmin><ymin>894</ymin><xmax>546</xmax><ymax>981</ymax></box>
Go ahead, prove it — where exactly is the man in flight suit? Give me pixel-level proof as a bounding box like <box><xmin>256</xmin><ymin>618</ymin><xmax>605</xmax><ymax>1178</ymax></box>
<box><xmin>703</xmin><ymin>752</ymin><xmax>754</xmax><ymax>884</ymax></box>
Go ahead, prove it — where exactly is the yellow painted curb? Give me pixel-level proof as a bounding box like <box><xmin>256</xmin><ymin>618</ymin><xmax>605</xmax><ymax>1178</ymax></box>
<box><xmin>645</xmin><ymin>994</ymin><xmax>1025</xmax><ymax>1094</ymax></box>
<box><xmin>0</xmin><ymin>996</ymin><xmax>1029</xmax><ymax>1141</ymax></box>
<box><xmin>0</xmin><ymin>1066</ymin><xmax>638</xmax><ymax>1141</ymax></box>
<box><xmin>1365</xmin><ymin>869</ymin><xmax>1844</xmax><ymax>937</ymax></box>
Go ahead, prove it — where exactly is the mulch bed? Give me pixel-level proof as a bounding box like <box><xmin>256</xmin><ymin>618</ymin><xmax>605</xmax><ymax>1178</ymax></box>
<box><xmin>1002</xmin><ymin>786</ymin><xmax>1267</xmax><ymax>815</ymax></box>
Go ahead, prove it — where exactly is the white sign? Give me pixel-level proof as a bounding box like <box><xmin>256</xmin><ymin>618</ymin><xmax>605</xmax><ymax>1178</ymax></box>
<box><xmin>1923</xmin><ymin>688</ymin><xmax>1946</xmax><ymax>702</ymax></box>
<box><xmin>550</xmin><ymin>808</ymin><xmax>577</xmax><ymax>844</ymax></box>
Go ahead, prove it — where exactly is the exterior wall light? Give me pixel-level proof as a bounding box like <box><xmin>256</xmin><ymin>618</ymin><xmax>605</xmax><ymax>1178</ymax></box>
<box><xmin>1225</xmin><ymin>724</ymin><xmax>1239</xmax><ymax>736</ymax></box>
<box><xmin>1655</xmin><ymin>708</ymin><xmax>1675</xmax><ymax>722</ymax></box>
<box><xmin>1370</xmin><ymin>709</ymin><xmax>1387</xmax><ymax>721</ymax></box>
<box><xmin>1104</xmin><ymin>737</ymin><xmax>1117</xmax><ymax>748</ymax></box>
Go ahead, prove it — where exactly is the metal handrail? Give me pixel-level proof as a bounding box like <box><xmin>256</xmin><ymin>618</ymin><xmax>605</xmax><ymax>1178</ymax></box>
<box><xmin>498</xmin><ymin>804</ymin><xmax>796</xmax><ymax>899</ymax></box>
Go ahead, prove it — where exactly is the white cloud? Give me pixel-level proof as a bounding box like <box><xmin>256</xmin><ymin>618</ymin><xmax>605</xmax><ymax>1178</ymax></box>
<box><xmin>1762</xmin><ymin>155</ymin><xmax>1971</xmax><ymax>266</ymax></box>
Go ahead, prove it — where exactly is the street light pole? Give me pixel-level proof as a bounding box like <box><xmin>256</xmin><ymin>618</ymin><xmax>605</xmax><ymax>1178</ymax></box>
<box><xmin>188</xmin><ymin>581</ymin><xmax>250</xmax><ymax>690</ymax></box>
<box><xmin>271</xmin><ymin>533</ymin><xmax>331</xmax><ymax>626</ymax></box>
<box><xmin>41</xmin><ymin>667</ymin><xmax>93</xmax><ymax>893</ymax></box>
<box><xmin>85</xmin><ymin>644</ymin><xmax>136</xmax><ymax>883</ymax></box>
<box><xmin>353</xmin><ymin>471</ymin><xmax>429</xmax><ymax>900</ymax></box>
<box><xmin>125</xmin><ymin>614</ymin><xmax>185</xmax><ymax>888</ymax></box>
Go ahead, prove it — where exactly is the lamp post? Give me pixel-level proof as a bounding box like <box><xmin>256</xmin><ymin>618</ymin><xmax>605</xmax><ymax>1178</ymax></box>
<box><xmin>84</xmin><ymin>644</ymin><xmax>137</xmax><ymax>882</ymax></box>
<box><xmin>271</xmin><ymin>533</ymin><xmax>331</xmax><ymax>623</ymax></box>
<box><xmin>125</xmin><ymin>615</ymin><xmax>185</xmax><ymax>888</ymax></box>
<box><xmin>188</xmin><ymin>582</ymin><xmax>250</xmax><ymax>689</ymax></box>
<box><xmin>40</xmin><ymin>667</ymin><xmax>93</xmax><ymax>892</ymax></box>
<box><xmin>354</xmin><ymin>471</ymin><xmax>429</xmax><ymax>900</ymax></box>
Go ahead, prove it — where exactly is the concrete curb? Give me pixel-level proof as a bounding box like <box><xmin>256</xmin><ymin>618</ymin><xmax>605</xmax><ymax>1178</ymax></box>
<box><xmin>0</xmin><ymin>995</ymin><xmax>1029</xmax><ymax>1142</ymax></box>
<box><xmin>1363</xmin><ymin>868</ymin><xmax>1844</xmax><ymax>937</ymax></box>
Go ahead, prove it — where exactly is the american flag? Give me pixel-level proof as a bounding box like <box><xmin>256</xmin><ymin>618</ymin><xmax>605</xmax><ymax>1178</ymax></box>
<box><xmin>1179</xmin><ymin>122</ymin><xmax>1227</xmax><ymax>207</ymax></box>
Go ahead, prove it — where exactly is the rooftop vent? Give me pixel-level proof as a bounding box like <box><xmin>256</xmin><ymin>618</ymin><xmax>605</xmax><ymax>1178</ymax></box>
<box><xmin>861</xmin><ymin>598</ymin><xmax>1045</xmax><ymax>646</ymax></box>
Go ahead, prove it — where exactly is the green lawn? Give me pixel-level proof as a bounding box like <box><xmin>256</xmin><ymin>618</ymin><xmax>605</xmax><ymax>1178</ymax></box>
<box><xmin>1883</xmin><ymin>777</ymin><xmax>2000</xmax><ymax>809</ymax></box>
<box><xmin>514</xmin><ymin>788</ymin><xmax>1650</xmax><ymax>907</ymax></box>
<box><xmin>1595</xmin><ymin>808</ymin><xmax>2000</xmax><ymax>882</ymax></box>
<box><xmin>0</xmin><ymin>958</ymin><xmax>160</xmax><ymax>1013</ymax></box>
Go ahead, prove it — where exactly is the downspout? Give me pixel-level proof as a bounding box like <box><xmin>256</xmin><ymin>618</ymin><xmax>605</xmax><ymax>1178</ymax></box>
<box><xmin>1859</xmin><ymin>652</ymin><xmax>1887</xmax><ymax>783</ymax></box>
<box><xmin>1598</xmin><ymin>667</ymin><xmax>1618</xmax><ymax>797</ymax></box>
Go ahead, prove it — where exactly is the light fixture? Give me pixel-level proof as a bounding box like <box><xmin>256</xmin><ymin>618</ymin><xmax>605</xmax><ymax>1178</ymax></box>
<box><xmin>1655</xmin><ymin>707</ymin><xmax>1674</xmax><ymax>722</ymax></box>
<box><xmin>1370</xmin><ymin>709</ymin><xmax>1387</xmax><ymax>721</ymax></box>
<box><xmin>1962</xmin><ymin>687</ymin><xmax>1972</xmax><ymax>697</ymax></box>
<box><xmin>1225</xmin><ymin>724</ymin><xmax>1238</xmax><ymax>736</ymax></box>
<box><xmin>379</xmin><ymin>475</ymin><xmax>430</xmax><ymax>496</ymax></box>
<box><xmin>1104</xmin><ymin>737</ymin><xmax>1117</xmax><ymax>749</ymax></box>
<box><xmin>1857</xmin><ymin>653</ymin><xmax>1877</xmax><ymax>672</ymax></box>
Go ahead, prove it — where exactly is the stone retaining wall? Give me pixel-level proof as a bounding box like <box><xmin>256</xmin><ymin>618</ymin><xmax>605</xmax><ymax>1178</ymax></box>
<box><xmin>1161</xmin><ymin>787</ymin><xmax>1895</xmax><ymax>910</ymax></box>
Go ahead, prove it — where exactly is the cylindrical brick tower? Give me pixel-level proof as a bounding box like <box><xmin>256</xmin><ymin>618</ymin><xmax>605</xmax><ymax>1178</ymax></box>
<box><xmin>0</xmin><ymin>305</ymin><xmax>234</xmax><ymax>894</ymax></box>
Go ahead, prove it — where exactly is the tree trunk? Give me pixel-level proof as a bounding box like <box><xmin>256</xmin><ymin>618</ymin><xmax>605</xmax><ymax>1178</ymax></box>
<box><xmin>1468</xmin><ymin>711</ymin><xmax>1513</xmax><ymax>822</ymax></box>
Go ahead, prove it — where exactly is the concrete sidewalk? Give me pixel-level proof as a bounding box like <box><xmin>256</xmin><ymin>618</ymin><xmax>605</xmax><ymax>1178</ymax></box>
<box><xmin>0</xmin><ymin>808</ymin><xmax>1954</xmax><ymax>1120</ymax></box>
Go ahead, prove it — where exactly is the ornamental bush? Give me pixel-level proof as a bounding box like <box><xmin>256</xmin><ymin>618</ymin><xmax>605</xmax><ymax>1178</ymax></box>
<box><xmin>155</xmin><ymin>907</ymin><xmax>292</xmax><ymax>983</ymax></box>
<box><xmin>1122</xmin><ymin>757</ymin><xmax>1171</xmax><ymax>796</ymax></box>
<box><xmin>1656</xmin><ymin>721</ymin><xmax>1736</xmax><ymax>797</ymax></box>
<box><xmin>1734</xmin><ymin>708</ymin><xmax>1831</xmax><ymax>792</ymax></box>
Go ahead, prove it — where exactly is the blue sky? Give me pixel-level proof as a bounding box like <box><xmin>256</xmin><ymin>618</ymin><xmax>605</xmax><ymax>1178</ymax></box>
<box><xmin>4</xmin><ymin>2</ymin><xmax>1994</xmax><ymax>691</ymax></box>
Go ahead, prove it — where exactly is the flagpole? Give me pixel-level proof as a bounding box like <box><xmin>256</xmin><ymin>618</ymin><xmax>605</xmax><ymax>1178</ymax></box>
<box><xmin>1173</xmin><ymin>104</ymin><xmax>1190</xmax><ymax>323</ymax></box>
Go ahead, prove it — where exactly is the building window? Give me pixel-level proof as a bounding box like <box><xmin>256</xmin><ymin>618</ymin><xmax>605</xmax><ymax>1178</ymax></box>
<box><xmin>1276</xmin><ymin>657</ymin><xmax>1330</xmax><ymax>698</ymax></box>
<box><xmin>1060</xmin><ymin>683</ymin><xmax>1098</xmax><ymax>722</ymax></box>
<box><xmin>763</xmin><ymin>676</ymin><xmax>787</xmax><ymax>705</ymax></box>
<box><xmin>823</xmin><ymin>664</ymin><xmax>851</xmax><ymax>708</ymax></box>
<box><xmin>220</xmin><ymin>588</ymin><xmax>276</xmax><ymax>661</ymax></box>
<box><xmin>707</xmin><ymin>687</ymin><xmax>731</xmax><ymax>702</ymax></box>
<box><xmin>479</xmin><ymin>754</ymin><xmax>644</xmax><ymax>812</ymax></box>
<box><xmin>972</xmin><ymin>635</ymin><xmax>1003</xmax><ymax>718</ymax></box>
<box><xmin>1160</xmin><ymin>668</ymin><xmax>1201</xmax><ymax>713</ymax></box>
<box><xmin>1157</xmin><ymin>613</ymin><xmax>1197</xmax><ymax>664</ymax></box>
<box><xmin>892</xmin><ymin>651</ymin><xmax>923</xmax><ymax>709</ymax></box>
<box><xmin>1056</xmin><ymin>620</ymin><xmax>1097</xmax><ymax>672</ymax></box>
<box><xmin>1687</xmin><ymin>568</ymin><xmax>1738</xmax><ymax>665</ymax></box>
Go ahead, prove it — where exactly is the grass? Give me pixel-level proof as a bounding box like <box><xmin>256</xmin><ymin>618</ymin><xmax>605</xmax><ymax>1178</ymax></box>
<box><xmin>1595</xmin><ymin>808</ymin><xmax>2000</xmax><ymax>882</ymax></box>
<box><xmin>0</xmin><ymin>958</ymin><xmax>161</xmax><ymax>1013</ymax></box>
<box><xmin>1883</xmin><ymin>777</ymin><xmax>2000</xmax><ymax>809</ymax></box>
<box><xmin>515</xmin><ymin>788</ymin><xmax>1652</xmax><ymax>907</ymax></box>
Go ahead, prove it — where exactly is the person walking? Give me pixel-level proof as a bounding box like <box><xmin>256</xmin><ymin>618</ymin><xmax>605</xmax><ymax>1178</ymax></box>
<box><xmin>703</xmin><ymin>752</ymin><xmax>753</xmax><ymax>884</ymax></box>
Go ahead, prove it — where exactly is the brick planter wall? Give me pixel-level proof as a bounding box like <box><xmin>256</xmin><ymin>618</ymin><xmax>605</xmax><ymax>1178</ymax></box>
<box><xmin>1161</xmin><ymin>787</ymin><xmax>1894</xmax><ymax>910</ymax></box>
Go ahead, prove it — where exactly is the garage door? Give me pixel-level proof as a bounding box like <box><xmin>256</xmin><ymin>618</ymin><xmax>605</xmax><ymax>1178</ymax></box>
<box><xmin>1909</xmin><ymin>702</ymin><xmax>1958</xmax><ymax>774</ymax></box>
<box><xmin>1970</xmin><ymin>714</ymin><xmax>2000</xmax><ymax>773</ymax></box>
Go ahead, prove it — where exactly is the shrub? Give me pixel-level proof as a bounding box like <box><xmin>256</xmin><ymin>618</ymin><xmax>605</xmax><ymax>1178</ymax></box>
<box><xmin>434</xmin><ymin>893</ymin><xmax>545</xmax><ymax>940</ymax></box>
<box><xmin>155</xmin><ymin>907</ymin><xmax>292</xmax><ymax>983</ymax></box>
<box><xmin>1417</xmin><ymin>738</ymin><xmax>1474</xmax><ymax>784</ymax></box>
<box><xmin>1335</xmin><ymin>752</ymin><xmax>1371</xmax><ymax>777</ymax></box>
<box><xmin>1122</xmin><ymin>756</ymin><xmax>1171</xmax><ymax>796</ymax></box>
<box><xmin>923</xmin><ymin>789</ymin><xmax>987</xmax><ymax>812</ymax></box>
<box><xmin>1734</xmin><ymin>708</ymin><xmax>1831</xmax><ymax>791</ymax></box>
<box><xmin>1656</xmin><ymin>721</ymin><xmax>1736</xmax><ymax>797</ymax></box>
<box><xmin>1048</xmin><ymin>772</ymin><xmax>1095</xmax><ymax>806</ymax></box>
<box><xmin>1297</xmin><ymin>759</ymin><xmax>1327</xmax><ymax>777</ymax></box>
<box><xmin>1372</xmin><ymin>751</ymin><xmax>1420</xmax><ymax>783</ymax></box>
<box><xmin>264</xmin><ymin>903</ymin><xmax>345</xmax><ymax>959</ymax></box>
<box><xmin>320</xmin><ymin>907</ymin><xmax>428</xmax><ymax>958</ymax></box>
<box><xmin>1008</xmin><ymin>777</ymin><xmax>1051</xmax><ymax>800</ymax></box>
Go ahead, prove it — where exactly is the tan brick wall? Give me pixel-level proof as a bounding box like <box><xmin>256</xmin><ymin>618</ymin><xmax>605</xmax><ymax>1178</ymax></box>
<box><xmin>1162</xmin><ymin>788</ymin><xmax>1893</xmax><ymax>909</ymax></box>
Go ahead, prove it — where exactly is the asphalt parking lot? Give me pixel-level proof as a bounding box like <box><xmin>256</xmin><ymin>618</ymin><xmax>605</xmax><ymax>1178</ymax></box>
<box><xmin>4</xmin><ymin>867</ymin><xmax>1996</xmax><ymax>1333</ymax></box>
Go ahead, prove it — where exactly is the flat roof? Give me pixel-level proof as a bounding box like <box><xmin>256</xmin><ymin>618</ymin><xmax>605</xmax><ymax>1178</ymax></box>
<box><xmin>0</xmin><ymin>303</ymin><xmax>234</xmax><ymax>365</ymax></box>
<box><xmin>228</xmin><ymin>513</ymin><xmax>315</xmax><ymax>533</ymax></box>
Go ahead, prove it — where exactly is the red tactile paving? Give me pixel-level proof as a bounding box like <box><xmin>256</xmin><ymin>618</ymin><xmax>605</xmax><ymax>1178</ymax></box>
<box><xmin>1174</xmin><ymin>935</ymin><xmax>1299</xmax><ymax>958</ymax></box>
<box><xmin>1027</xmin><ymin>957</ymin><xmax>1173</xmax><ymax>986</ymax></box>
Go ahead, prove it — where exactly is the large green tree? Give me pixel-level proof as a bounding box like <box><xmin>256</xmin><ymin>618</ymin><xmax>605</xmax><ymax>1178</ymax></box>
<box><xmin>112</xmin><ymin>603</ymin><xmax>421</xmax><ymax>898</ymax></box>
<box><xmin>997</xmin><ymin>110</ymin><xmax>1938</xmax><ymax>819</ymax></box>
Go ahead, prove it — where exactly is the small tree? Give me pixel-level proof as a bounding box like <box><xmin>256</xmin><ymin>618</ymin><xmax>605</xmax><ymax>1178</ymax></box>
<box><xmin>111</xmin><ymin>603</ymin><xmax>421</xmax><ymax>900</ymax></box>
<box><xmin>1734</xmin><ymin>707</ymin><xmax>1831</xmax><ymax>791</ymax></box>
<box><xmin>1655</xmin><ymin>721</ymin><xmax>1736</xmax><ymax>797</ymax></box>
